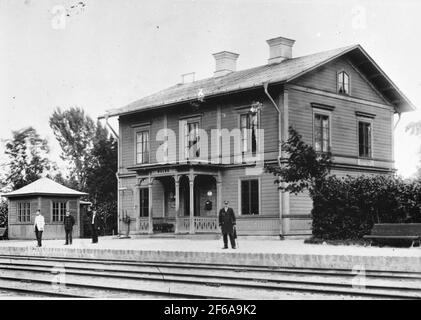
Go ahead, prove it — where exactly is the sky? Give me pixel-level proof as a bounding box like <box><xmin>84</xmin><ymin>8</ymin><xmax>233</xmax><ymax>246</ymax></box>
<box><xmin>1</xmin><ymin>0</ymin><xmax>421</xmax><ymax>177</ymax></box>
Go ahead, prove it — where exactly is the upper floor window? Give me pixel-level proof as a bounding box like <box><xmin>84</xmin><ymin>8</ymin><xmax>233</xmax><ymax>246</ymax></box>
<box><xmin>184</xmin><ymin>121</ymin><xmax>200</xmax><ymax>160</ymax></box>
<box><xmin>52</xmin><ymin>201</ymin><xmax>66</xmax><ymax>222</ymax></box>
<box><xmin>337</xmin><ymin>71</ymin><xmax>349</xmax><ymax>95</ymax></box>
<box><xmin>18</xmin><ymin>202</ymin><xmax>31</xmax><ymax>223</ymax></box>
<box><xmin>240</xmin><ymin>112</ymin><xmax>258</xmax><ymax>156</ymax></box>
<box><xmin>358</xmin><ymin>121</ymin><xmax>372</xmax><ymax>158</ymax></box>
<box><xmin>314</xmin><ymin>113</ymin><xmax>330</xmax><ymax>153</ymax></box>
<box><xmin>136</xmin><ymin>130</ymin><xmax>150</xmax><ymax>164</ymax></box>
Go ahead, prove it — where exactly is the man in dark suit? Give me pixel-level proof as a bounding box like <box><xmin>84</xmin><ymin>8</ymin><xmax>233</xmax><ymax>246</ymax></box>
<box><xmin>90</xmin><ymin>208</ymin><xmax>100</xmax><ymax>244</ymax></box>
<box><xmin>63</xmin><ymin>209</ymin><xmax>75</xmax><ymax>245</ymax></box>
<box><xmin>218</xmin><ymin>200</ymin><xmax>236</xmax><ymax>249</ymax></box>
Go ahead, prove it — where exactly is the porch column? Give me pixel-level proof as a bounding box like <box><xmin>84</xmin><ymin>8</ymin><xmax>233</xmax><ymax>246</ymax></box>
<box><xmin>174</xmin><ymin>175</ymin><xmax>180</xmax><ymax>234</ymax></box>
<box><xmin>148</xmin><ymin>176</ymin><xmax>154</xmax><ymax>234</ymax></box>
<box><xmin>189</xmin><ymin>172</ymin><xmax>195</xmax><ymax>234</ymax></box>
<box><xmin>216</xmin><ymin>172</ymin><xmax>222</xmax><ymax>214</ymax></box>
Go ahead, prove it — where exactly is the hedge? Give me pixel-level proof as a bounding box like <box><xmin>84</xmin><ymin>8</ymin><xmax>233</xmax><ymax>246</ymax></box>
<box><xmin>311</xmin><ymin>175</ymin><xmax>421</xmax><ymax>240</ymax></box>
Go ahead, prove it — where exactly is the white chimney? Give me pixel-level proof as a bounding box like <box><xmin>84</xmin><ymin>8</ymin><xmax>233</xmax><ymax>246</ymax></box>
<box><xmin>212</xmin><ymin>51</ymin><xmax>240</xmax><ymax>77</ymax></box>
<box><xmin>266</xmin><ymin>36</ymin><xmax>295</xmax><ymax>64</ymax></box>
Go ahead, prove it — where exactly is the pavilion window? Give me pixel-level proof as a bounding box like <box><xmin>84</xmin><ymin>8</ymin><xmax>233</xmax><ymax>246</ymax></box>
<box><xmin>52</xmin><ymin>201</ymin><xmax>66</xmax><ymax>222</ymax></box>
<box><xmin>17</xmin><ymin>202</ymin><xmax>31</xmax><ymax>223</ymax></box>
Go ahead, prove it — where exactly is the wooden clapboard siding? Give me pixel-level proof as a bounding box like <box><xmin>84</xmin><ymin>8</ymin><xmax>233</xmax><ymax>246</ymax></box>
<box><xmin>151</xmin><ymin>181</ymin><xmax>164</xmax><ymax>218</ymax></box>
<box><xmin>289</xmin><ymin>191</ymin><xmax>312</xmax><ymax>217</ymax></box>
<box><xmin>219</xmin><ymin>92</ymin><xmax>279</xmax><ymax>163</ymax></box>
<box><xmin>288</xmin><ymin>87</ymin><xmax>393</xmax><ymax>163</ymax></box>
<box><xmin>120</xmin><ymin>176</ymin><xmax>136</xmax><ymax>217</ymax></box>
<box><xmin>220</xmin><ymin>167</ymin><xmax>279</xmax><ymax>217</ymax></box>
<box><xmin>119</xmin><ymin>90</ymin><xmax>279</xmax><ymax>171</ymax></box>
<box><xmin>291</xmin><ymin>58</ymin><xmax>389</xmax><ymax>105</ymax></box>
<box><xmin>8</xmin><ymin>197</ymin><xmax>80</xmax><ymax>239</ymax></box>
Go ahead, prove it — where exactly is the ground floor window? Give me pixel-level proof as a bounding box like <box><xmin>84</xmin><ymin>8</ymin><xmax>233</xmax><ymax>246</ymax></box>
<box><xmin>139</xmin><ymin>188</ymin><xmax>149</xmax><ymax>217</ymax></box>
<box><xmin>17</xmin><ymin>202</ymin><xmax>31</xmax><ymax>222</ymax></box>
<box><xmin>52</xmin><ymin>201</ymin><xmax>66</xmax><ymax>222</ymax></box>
<box><xmin>241</xmin><ymin>179</ymin><xmax>259</xmax><ymax>215</ymax></box>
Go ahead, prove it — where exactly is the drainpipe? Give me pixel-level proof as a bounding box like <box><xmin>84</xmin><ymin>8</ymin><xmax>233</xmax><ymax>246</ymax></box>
<box><xmin>394</xmin><ymin>112</ymin><xmax>402</xmax><ymax>130</ymax></box>
<box><xmin>263</xmin><ymin>82</ymin><xmax>282</xmax><ymax>165</ymax></box>
<box><xmin>102</xmin><ymin>113</ymin><xmax>120</xmax><ymax>235</ymax></box>
<box><xmin>263</xmin><ymin>82</ymin><xmax>284</xmax><ymax>240</ymax></box>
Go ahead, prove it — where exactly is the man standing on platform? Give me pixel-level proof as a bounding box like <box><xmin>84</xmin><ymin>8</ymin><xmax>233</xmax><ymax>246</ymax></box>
<box><xmin>63</xmin><ymin>210</ymin><xmax>75</xmax><ymax>245</ymax></box>
<box><xmin>34</xmin><ymin>209</ymin><xmax>45</xmax><ymax>247</ymax></box>
<box><xmin>90</xmin><ymin>208</ymin><xmax>100</xmax><ymax>244</ymax></box>
<box><xmin>218</xmin><ymin>200</ymin><xmax>236</xmax><ymax>249</ymax></box>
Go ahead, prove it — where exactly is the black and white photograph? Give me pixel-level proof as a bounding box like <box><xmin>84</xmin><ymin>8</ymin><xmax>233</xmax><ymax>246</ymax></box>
<box><xmin>0</xmin><ymin>0</ymin><xmax>421</xmax><ymax>308</ymax></box>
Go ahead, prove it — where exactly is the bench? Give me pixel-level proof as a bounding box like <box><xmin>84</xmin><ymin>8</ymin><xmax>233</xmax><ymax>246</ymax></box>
<box><xmin>0</xmin><ymin>227</ymin><xmax>7</xmax><ymax>240</ymax></box>
<box><xmin>363</xmin><ymin>223</ymin><xmax>421</xmax><ymax>247</ymax></box>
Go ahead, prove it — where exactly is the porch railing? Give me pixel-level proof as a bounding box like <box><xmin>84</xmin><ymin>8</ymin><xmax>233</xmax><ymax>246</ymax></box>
<box><xmin>176</xmin><ymin>216</ymin><xmax>218</xmax><ymax>234</ymax></box>
<box><xmin>193</xmin><ymin>216</ymin><xmax>219</xmax><ymax>233</ymax></box>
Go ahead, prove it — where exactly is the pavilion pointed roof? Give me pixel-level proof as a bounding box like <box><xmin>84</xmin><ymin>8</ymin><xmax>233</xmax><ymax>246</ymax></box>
<box><xmin>3</xmin><ymin>178</ymin><xmax>87</xmax><ymax>198</ymax></box>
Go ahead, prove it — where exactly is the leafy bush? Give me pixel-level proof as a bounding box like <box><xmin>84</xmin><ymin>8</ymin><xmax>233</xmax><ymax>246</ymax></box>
<box><xmin>312</xmin><ymin>175</ymin><xmax>421</xmax><ymax>240</ymax></box>
<box><xmin>0</xmin><ymin>200</ymin><xmax>7</xmax><ymax>227</ymax></box>
<box><xmin>266</xmin><ymin>126</ymin><xmax>421</xmax><ymax>241</ymax></box>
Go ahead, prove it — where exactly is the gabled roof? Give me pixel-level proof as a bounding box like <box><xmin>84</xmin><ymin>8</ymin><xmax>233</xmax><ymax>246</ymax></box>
<box><xmin>3</xmin><ymin>178</ymin><xmax>87</xmax><ymax>198</ymax></box>
<box><xmin>101</xmin><ymin>44</ymin><xmax>415</xmax><ymax>118</ymax></box>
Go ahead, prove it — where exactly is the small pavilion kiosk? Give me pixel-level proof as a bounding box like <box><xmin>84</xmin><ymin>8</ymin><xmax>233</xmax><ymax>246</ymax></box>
<box><xmin>3</xmin><ymin>178</ymin><xmax>87</xmax><ymax>239</ymax></box>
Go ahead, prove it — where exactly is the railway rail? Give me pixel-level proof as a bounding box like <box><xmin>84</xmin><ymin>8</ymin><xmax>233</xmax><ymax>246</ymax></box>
<box><xmin>0</xmin><ymin>254</ymin><xmax>420</xmax><ymax>299</ymax></box>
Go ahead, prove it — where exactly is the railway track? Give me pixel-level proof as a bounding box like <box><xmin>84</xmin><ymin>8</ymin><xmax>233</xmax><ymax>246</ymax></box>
<box><xmin>0</xmin><ymin>254</ymin><xmax>420</xmax><ymax>299</ymax></box>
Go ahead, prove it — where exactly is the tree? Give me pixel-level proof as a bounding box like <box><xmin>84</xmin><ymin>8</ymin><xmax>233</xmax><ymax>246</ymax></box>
<box><xmin>0</xmin><ymin>199</ymin><xmax>7</xmax><ymax>228</ymax></box>
<box><xmin>49</xmin><ymin>107</ymin><xmax>96</xmax><ymax>190</ymax></box>
<box><xmin>85</xmin><ymin>121</ymin><xmax>118</xmax><ymax>234</ymax></box>
<box><xmin>406</xmin><ymin>121</ymin><xmax>421</xmax><ymax>178</ymax></box>
<box><xmin>50</xmin><ymin>108</ymin><xmax>118</xmax><ymax>235</ymax></box>
<box><xmin>265</xmin><ymin>127</ymin><xmax>332</xmax><ymax>195</ymax></box>
<box><xmin>4</xmin><ymin>127</ymin><xmax>53</xmax><ymax>190</ymax></box>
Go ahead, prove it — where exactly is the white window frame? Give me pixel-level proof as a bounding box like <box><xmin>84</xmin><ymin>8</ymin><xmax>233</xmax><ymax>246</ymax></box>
<box><xmin>17</xmin><ymin>202</ymin><xmax>31</xmax><ymax>223</ymax></box>
<box><xmin>181</xmin><ymin>116</ymin><xmax>202</xmax><ymax>161</ymax></box>
<box><xmin>237</xmin><ymin>176</ymin><xmax>261</xmax><ymax>216</ymax></box>
<box><xmin>337</xmin><ymin>70</ymin><xmax>351</xmax><ymax>95</ymax></box>
<box><xmin>51</xmin><ymin>200</ymin><xmax>68</xmax><ymax>223</ymax></box>
<box><xmin>312</xmin><ymin>108</ymin><xmax>332</xmax><ymax>153</ymax></box>
<box><xmin>134</xmin><ymin>127</ymin><xmax>150</xmax><ymax>165</ymax></box>
<box><xmin>238</xmin><ymin>109</ymin><xmax>261</xmax><ymax>161</ymax></box>
<box><xmin>357</xmin><ymin>116</ymin><xmax>374</xmax><ymax>160</ymax></box>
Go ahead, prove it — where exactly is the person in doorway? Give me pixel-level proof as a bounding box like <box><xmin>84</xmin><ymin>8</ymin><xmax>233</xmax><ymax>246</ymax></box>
<box><xmin>90</xmin><ymin>209</ymin><xmax>100</xmax><ymax>244</ymax></box>
<box><xmin>63</xmin><ymin>210</ymin><xmax>75</xmax><ymax>245</ymax></box>
<box><xmin>218</xmin><ymin>200</ymin><xmax>236</xmax><ymax>249</ymax></box>
<box><xmin>34</xmin><ymin>209</ymin><xmax>45</xmax><ymax>247</ymax></box>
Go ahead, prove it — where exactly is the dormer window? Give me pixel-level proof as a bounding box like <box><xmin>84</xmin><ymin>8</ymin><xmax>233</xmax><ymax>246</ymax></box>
<box><xmin>337</xmin><ymin>71</ymin><xmax>349</xmax><ymax>95</ymax></box>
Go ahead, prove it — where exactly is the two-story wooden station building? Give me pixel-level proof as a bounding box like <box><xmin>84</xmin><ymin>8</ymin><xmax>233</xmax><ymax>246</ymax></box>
<box><xmin>101</xmin><ymin>36</ymin><xmax>414</xmax><ymax>238</ymax></box>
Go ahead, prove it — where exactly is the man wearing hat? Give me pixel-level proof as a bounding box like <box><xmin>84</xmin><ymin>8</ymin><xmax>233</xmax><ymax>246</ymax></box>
<box><xmin>34</xmin><ymin>209</ymin><xmax>45</xmax><ymax>247</ymax></box>
<box><xmin>218</xmin><ymin>201</ymin><xmax>236</xmax><ymax>249</ymax></box>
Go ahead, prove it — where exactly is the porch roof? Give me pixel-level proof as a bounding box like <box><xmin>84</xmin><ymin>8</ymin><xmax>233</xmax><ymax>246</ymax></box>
<box><xmin>126</xmin><ymin>161</ymin><xmax>224</xmax><ymax>176</ymax></box>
